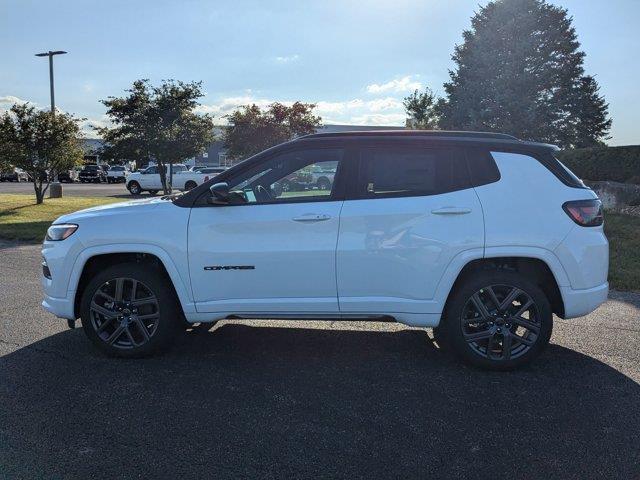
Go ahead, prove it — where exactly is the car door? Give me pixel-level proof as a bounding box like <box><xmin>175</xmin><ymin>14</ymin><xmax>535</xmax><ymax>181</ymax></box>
<box><xmin>138</xmin><ymin>166</ymin><xmax>157</xmax><ymax>188</ymax></box>
<box><xmin>188</xmin><ymin>144</ymin><xmax>348</xmax><ymax>315</ymax></box>
<box><xmin>336</xmin><ymin>141</ymin><xmax>484</xmax><ymax>317</ymax></box>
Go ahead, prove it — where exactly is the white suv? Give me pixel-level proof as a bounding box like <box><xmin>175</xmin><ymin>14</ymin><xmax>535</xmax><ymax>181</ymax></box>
<box><xmin>41</xmin><ymin>131</ymin><xmax>609</xmax><ymax>369</ymax></box>
<box><xmin>126</xmin><ymin>164</ymin><xmax>189</xmax><ymax>194</ymax></box>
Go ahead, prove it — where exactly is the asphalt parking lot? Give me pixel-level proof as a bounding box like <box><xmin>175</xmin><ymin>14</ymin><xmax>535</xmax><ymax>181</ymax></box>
<box><xmin>1</xmin><ymin>242</ymin><xmax>639</xmax><ymax>479</ymax></box>
<box><xmin>0</xmin><ymin>181</ymin><xmax>136</xmax><ymax>198</ymax></box>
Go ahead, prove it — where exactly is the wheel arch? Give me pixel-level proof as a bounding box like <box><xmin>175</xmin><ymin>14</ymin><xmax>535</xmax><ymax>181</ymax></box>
<box><xmin>441</xmin><ymin>253</ymin><xmax>567</xmax><ymax>318</ymax></box>
<box><xmin>70</xmin><ymin>245</ymin><xmax>193</xmax><ymax>319</ymax></box>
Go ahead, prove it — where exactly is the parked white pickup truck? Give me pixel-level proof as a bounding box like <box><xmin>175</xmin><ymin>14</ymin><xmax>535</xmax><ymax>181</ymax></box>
<box><xmin>126</xmin><ymin>164</ymin><xmax>213</xmax><ymax>195</ymax></box>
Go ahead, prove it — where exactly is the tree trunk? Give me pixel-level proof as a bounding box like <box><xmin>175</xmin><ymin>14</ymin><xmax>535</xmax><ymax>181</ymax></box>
<box><xmin>33</xmin><ymin>179</ymin><xmax>44</xmax><ymax>204</ymax></box>
<box><xmin>158</xmin><ymin>161</ymin><xmax>170</xmax><ymax>195</ymax></box>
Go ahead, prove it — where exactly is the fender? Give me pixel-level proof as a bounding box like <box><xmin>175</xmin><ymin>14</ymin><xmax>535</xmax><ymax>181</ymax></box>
<box><xmin>67</xmin><ymin>243</ymin><xmax>196</xmax><ymax>314</ymax></box>
<box><xmin>483</xmin><ymin>246</ymin><xmax>571</xmax><ymax>287</ymax></box>
<box><xmin>431</xmin><ymin>247</ymin><xmax>484</xmax><ymax>312</ymax></box>
<box><xmin>429</xmin><ymin>246</ymin><xmax>571</xmax><ymax>326</ymax></box>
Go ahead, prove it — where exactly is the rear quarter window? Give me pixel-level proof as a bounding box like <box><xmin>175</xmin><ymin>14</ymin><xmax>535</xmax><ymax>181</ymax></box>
<box><xmin>466</xmin><ymin>148</ymin><xmax>501</xmax><ymax>187</ymax></box>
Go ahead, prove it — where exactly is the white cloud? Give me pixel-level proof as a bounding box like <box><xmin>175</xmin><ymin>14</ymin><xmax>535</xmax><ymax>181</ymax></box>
<box><xmin>366</xmin><ymin>75</ymin><xmax>422</xmax><ymax>94</ymax></box>
<box><xmin>79</xmin><ymin>116</ymin><xmax>110</xmax><ymax>135</ymax></box>
<box><xmin>365</xmin><ymin>97</ymin><xmax>403</xmax><ymax>112</ymax></box>
<box><xmin>0</xmin><ymin>95</ymin><xmax>32</xmax><ymax>111</ymax></box>
<box><xmin>197</xmin><ymin>90</ymin><xmax>408</xmax><ymax>126</ymax></box>
<box><xmin>348</xmin><ymin>113</ymin><xmax>407</xmax><ymax>126</ymax></box>
<box><xmin>195</xmin><ymin>92</ymin><xmax>286</xmax><ymax>117</ymax></box>
<box><xmin>274</xmin><ymin>54</ymin><xmax>300</xmax><ymax>64</ymax></box>
<box><xmin>315</xmin><ymin>99</ymin><xmax>364</xmax><ymax>115</ymax></box>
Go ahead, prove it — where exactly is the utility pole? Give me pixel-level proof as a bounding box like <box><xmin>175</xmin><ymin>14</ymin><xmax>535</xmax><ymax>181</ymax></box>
<box><xmin>35</xmin><ymin>50</ymin><xmax>67</xmax><ymax>196</ymax></box>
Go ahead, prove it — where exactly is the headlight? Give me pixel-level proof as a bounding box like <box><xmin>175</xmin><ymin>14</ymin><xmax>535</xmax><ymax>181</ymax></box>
<box><xmin>45</xmin><ymin>223</ymin><xmax>78</xmax><ymax>241</ymax></box>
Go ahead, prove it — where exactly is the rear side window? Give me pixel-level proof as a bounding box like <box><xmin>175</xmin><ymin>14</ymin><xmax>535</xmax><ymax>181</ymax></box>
<box><xmin>487</xmin><ymin>149</ymin><xmax>585</xmax><ymax>189</ymax></box>
<box><xmin>355</xmin><ymin>146</ymin><xmax>469</xmax><ymax>198</ymax></box>
<box><xmin>466</xmin><ymin>148</ymin><xmax>501</xmax><ymax>187</ymax></box>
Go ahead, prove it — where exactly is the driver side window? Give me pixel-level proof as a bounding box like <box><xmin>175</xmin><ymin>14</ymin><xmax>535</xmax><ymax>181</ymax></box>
<box><xmin>227</xmin><ymin>148</ymin><xmax>343</xmax><ymax>204</ymax></box>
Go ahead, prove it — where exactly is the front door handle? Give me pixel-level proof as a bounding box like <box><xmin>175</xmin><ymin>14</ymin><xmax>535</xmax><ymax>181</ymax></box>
<box><xmin>431</xmin><ymin>207</ymin><xmax>472</xmax><ymax>215</ymax></box>
<box><xmin>292</xmin><ymin>214</ymin><xmax>332</xmax><ymax>222</ymax></box>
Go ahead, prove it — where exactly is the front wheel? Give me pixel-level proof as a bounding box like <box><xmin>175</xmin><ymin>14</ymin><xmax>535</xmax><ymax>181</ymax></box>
<box><xmin>127</xmin><ymin>181</ymin><xmax>141</xmax><ymax>195</ymax></box>
<box><xmin>184</xmin><ymin>181</ymin><xmax>197</xmax><ymax>191</ymax></box>
<box><xmin>80</xmin><ymin>263</ymin><xmax>181</xmax><ymax>358</ymax></box>
<box><xmin>439</xmin><ymin>271</ymin><xmax>553</xmax><ymax>370</ymax></box>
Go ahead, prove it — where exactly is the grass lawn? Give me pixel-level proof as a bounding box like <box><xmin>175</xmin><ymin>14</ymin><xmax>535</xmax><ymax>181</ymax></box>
<box><xmin>0</xmin><ymin>194</ymin><xmax>120</xmax><ymax>242</ymax></box>
<box><xmin>0</xmin><ymin>193</ymin><xmax>638</xmax><ymax>292</ymax></box>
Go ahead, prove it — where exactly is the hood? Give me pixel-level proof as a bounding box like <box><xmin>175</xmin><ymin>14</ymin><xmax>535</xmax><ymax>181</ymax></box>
<box><xmin>55</xmin><ymin>196</ymin><xmax>175</xmax><ymax>224</ymax></box>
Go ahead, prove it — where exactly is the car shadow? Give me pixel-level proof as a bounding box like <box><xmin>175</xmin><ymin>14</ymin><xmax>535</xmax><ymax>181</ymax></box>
<box><xmin>1</xmin><ymin>323</ymin><xmax>639</xmax><ymax>479</ymax></box>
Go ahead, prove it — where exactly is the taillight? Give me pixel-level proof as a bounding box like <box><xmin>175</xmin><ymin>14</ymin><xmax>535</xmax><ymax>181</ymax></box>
<box><xmin>562</xmin><ymin>199</ymin><xmax>603</xmax><ymax>227</ymax></box>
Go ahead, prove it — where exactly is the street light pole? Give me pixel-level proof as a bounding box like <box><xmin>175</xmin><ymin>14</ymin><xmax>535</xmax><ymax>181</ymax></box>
<box><xmin>35</xmin><ymin>50</ymin><xmax>67</xmax><ymax>114</ymax></box>
<box><xmin>35</xmin><ymin>50</ymin><xmax>67</xmax><ymax>195</ymax></box>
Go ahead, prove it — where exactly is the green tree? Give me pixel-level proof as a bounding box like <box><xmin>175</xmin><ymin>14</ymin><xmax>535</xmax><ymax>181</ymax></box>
<box><xmin>439</xmin><ymin>0</ymin><xmax>611</xmax><ymax>148</ymax></box>
<box><xmin>223</xmin><ymin>102</ymin><xmax>322</xmax><ymax>161</ymax></box>
<box><xmin>97</xmin><ymin>79</ymin><xmax>215</xmax><ymax>193</ymax></box>
<box><xmin>0</xmin><ymin>103</ymin><xmax>83</xmax><ymax>204</ymax></box>
<box><xmin>403</xmin><ymin>88</ymin><xmax>440</xmax><ymax>129</ymax></box>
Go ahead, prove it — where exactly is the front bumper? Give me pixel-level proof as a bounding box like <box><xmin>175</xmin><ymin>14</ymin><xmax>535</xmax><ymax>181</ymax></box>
<box><xmin>42</xmin><ymin>293</ymin><xmax>76</xmax><ymax>320</ymax></box>
<box><xmin>560</xmin><ymin>282</ymin><xmax>609</xmax><ymax>319</ymax></box>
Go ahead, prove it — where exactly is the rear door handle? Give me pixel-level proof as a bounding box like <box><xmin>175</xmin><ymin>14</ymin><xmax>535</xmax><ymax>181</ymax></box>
<box><xmin>292</xmin><ymin>213</ymin><xmax>332</xmax><ymax>222</ymax></box>
<box><xmin>431</xmin><ymin>207</ymin><xmax>472</xmax><ymax>215</ymax></box>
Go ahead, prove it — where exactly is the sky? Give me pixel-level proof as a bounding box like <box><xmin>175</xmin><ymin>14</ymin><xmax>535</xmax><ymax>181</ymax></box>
<box><xmin>1</xmin><ymin>0</ymin><xmax>638</xmax><ymax>145</ymax></box>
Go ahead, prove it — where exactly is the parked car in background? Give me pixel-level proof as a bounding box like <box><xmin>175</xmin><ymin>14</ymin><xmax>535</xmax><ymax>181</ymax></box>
<box><xmin>191</xmin><ymin>166</ymin><xmax>227</xmax><ymax>174</ymax></box>
<box><xmin>126</xmin><ymin>164</ymin><xmax>199</xmax><ymax>194</ymax></box>
<box><xmin>41</xmin><ymin>130</ymin><xmax>609</xmax><ymax>370</ymax></box>
<box><xmin>58</xmin><ymin>169</ymin><xmax>79</xmax><ymax>183</ymax></box>
<box><xmin>274</xmin><ymin>163</ymin><xmax>336</xmax><ymax>195</ymax></box>
<box><xmin>106</xmin><ymin>165</ymin><xmax>129</xmax><ymax>183</ymax></box>
<box><xmin>1</xmin><ymin>167</ymin><xmax>29</xmax><ymax>182</ymax></box>
<box><xmin>79</xmin><ymin>165</ymin><xmax>107</xmax><ymax>183</ymax></box>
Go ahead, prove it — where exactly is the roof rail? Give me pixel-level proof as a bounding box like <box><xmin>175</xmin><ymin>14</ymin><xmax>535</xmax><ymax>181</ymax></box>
<box><xmin>300</xmin><ymin>130</ymin><xmax>519</xmax><ymax>141</ymax></box>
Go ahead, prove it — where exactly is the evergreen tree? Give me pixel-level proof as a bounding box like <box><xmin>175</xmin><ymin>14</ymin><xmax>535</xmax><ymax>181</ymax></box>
<box><xmin>439</xmin><ymin>0</ymin><xmax>611</xmax><ymax>148</ymax></box>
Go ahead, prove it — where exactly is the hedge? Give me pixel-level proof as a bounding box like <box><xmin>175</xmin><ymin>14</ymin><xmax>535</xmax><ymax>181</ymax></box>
<box><xmin>557</xmin><ymin>145</ymin><xmax>640</xmax><ymax>184</ymax></box>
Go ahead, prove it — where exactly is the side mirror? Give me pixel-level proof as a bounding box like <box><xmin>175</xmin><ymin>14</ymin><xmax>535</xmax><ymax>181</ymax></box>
<box><xmin>208</xmin><ymin>182</ymin><xmax>230</xmax><ymax>204</ymax></box>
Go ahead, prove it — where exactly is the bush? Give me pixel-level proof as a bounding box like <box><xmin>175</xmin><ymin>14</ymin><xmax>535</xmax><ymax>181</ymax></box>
<box><xmin>557</xmin><ymin>146</ymin><xmax>640</xmax><ymax>183</ymax></box>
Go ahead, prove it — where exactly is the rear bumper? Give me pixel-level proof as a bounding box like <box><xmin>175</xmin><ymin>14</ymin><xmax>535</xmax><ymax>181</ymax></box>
<box><xmin>560</xmin><ymin>282</ymin><xmax>609</xmax><ymax>319</ymax></box>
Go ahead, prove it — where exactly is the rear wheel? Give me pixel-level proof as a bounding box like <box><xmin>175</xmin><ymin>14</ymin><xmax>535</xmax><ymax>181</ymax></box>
<box><xmin>184</xmin><ymin>180</ymin><xmax>197</xmax><ymax>191</ymax></box>
<box><xmin>80</xmin><ymin>263</ymin><xmax>181</xmax><ymax>358</ymax></box>
<box><xmin>439</xmin><ymin>271</ymin><xmax>552</xmax><ymax>370</ymax></box>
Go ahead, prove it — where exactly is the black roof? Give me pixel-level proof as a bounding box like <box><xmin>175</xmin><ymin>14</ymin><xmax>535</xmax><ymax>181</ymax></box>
<box><xmin>297</xmin><ymin>129</ymin><xmax>559</xmax><ymax>151</ymax></box>
<box><xmin>302</xmin><ymin>130</ymin><xmax>518</xmax><ymax>140</ymax></box>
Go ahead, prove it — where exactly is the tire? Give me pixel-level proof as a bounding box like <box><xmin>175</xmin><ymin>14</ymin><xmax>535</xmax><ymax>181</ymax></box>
<box><xmin>127</xmin><ymin>181</ymin><xmax>141</xmax><ymax>195</ymax></box>
<box><xmin>184</xmin><ymin>181</ymin><xmax>197</xmax><ymax>191</ymax></box>
<box><xmin>439</xmin><ymin>271</ymin><xmax>553</xmax><ymax>370</ymax></box>
<box><xmin>80</xmin><ymin>263</ymin><xmax>181</xmax><ymax>358</ymax></box>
